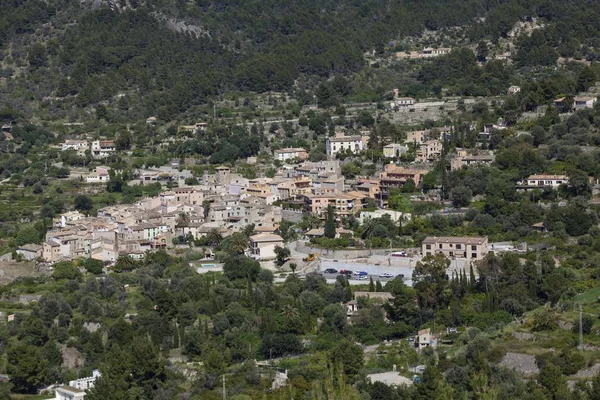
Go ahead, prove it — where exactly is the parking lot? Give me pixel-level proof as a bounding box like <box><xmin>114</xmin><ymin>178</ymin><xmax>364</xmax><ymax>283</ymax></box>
<box><xmin>319</xmin><ymin>260</ymin><xmax>415</xmax><ymax>285</ymax></box>
<box><xmin>318</xmin><ymin>255</ymin><xmax>471</xmax><ymax>286</ymax></box>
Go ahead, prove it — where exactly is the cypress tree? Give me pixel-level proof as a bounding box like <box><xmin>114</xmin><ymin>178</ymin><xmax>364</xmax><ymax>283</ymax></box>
<box><xmin>324</xmin><ymin>205</ymin><xmax>336</xmax><ymax>238</ymax></box>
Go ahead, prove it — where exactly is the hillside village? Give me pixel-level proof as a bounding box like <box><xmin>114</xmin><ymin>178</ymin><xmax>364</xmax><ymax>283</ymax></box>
<box><xmin>5</xmin><ymin>1</ymin><xmax>600</xmax><ymax>399</ymax></box>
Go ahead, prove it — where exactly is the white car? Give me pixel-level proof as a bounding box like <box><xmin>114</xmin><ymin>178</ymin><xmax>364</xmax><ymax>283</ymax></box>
<box><xmin>358</xmin><ymin>275</ymin><xmax>369</xmax><ymax>280</ymax></box>
<box><xmin>379</xmin><ymin>272</ymin><xmax>394</xmax><ymax>278</ymax></box>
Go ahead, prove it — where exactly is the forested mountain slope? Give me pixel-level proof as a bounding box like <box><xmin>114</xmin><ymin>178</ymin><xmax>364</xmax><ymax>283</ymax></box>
<box><xmin>1</xmin><ymin>0</ymin><xmax>600</xmax><ymax>121</ymax></box>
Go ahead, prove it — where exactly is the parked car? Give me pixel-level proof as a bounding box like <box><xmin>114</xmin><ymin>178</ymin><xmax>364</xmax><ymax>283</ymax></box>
<box><xmin>358</xmin><ymin>275</ymin><xmax>369</xmax><ymax>280</ymax></box>
<box><xmin>379</xmin><ymin>272</ymin><xmax>394</xmax><ymax>278</ymax></box>
<box><xmin>353</xmin><ymin>271</ymin><xmax>368</xmax><ymax>276</ymax></box>
<box><xmin>340</xmin><ymin>269</ymin><xmax>353</xmax><ymax>276</ymax></box>
<box><xmin>323</xmin><ymin>268</ymin><xmax>338</xmax><ymax>274</ymax></box>
<box><xmin>391</xmin><ymin>251</ymin><xmax>408</xmax><ymax>257</ymax></box>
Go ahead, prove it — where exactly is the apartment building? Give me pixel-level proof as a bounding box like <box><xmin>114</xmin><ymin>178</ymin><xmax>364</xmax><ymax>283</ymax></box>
<box><xmin>379</xmin><ymin>164</ymin><xmax>429</xmax><ymax>197</ymax></box>
<box><xmin>421</xmin><ymin>236</ymin><xmax>489</xmax><ymax>261</ymax></box>
<box><xmin>303</xmin><ymin>193</ymin><xmax>360</xmax><ymax>218</ymax></box>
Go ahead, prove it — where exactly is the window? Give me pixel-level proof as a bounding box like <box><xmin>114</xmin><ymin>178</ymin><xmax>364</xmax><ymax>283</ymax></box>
<box><xmin>471</xmin><ymin>245</ymin><xmax>476</xmax><ymax>250</ymax></box>
<box><xmin>471</xmin><ymin>253</ymin><xmax>477</xmax><ymax>258</ymax></box>
<box><xmin>456</xmin><ymin>244</ymin><xmax>461</xmax><ymax>249</ymax></box>
<box><xmin>425</xmin><ymin>244</ymin><xmax>431</xmax><ymax>250</ymax></box>
<box><xmin>439</xmin><ymin>244</ymin><xmax>442</xmax><ymax>249</ymax></box>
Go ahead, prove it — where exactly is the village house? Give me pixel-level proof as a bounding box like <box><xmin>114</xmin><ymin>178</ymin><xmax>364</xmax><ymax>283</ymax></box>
<box><xmin>507</xmin><ymin>85</ymin><xmax>521</xmax><ymax>94</ymax></box>
<box><xmin>574</xmin><ymin>96</ymin><xmax>597</xmax><ymax>110</ymax></box>
<box><xmin>1</xmin><ymin>122</ymin><xmax>14</xmax><ymax>141</ymax></box>
<box><xmin>358</xmin><ymin>209</ymin><xmax>408</xmax><ymax>225</ymax></box>
<box><xmin>406</xmin><ymin>126</ymin><xmax>451</xmax><ymax>144</ymax></box>
<box><xmin>248</xmin><ymin>233</ymin><xmax>284</xmax><ymax>260</ymax></box>
<box><xmin>420</xmin><ymin>47</ymin><xmax>451</xmax><ymax>57</ymax></box>
<box><xmin>449</xmin><ymin>149</ymin><xmax>495</xmax><ymax>171</ymax></box>
<box><xmin>47</xmin><ymin>369</ymin><xmax>101</xmax><ymax>400</ymax></box>
<box><xmin>61</xmin><ymin>139</ymin><xmax>89</xmax><ymax>154</ymax></box>
<box><xmin>415</xmin><ymin>139</ymin><xmax>443</xmax><ymax>163</ymax></box>
<box><xmin>356</xmin><ymin>180</ymin><xmax>381</xmax><ymax>199</ymax></box>
<box><xmin>378</xmin><ymin>164</ymin><xmax>429</xmax><ymax>197</ymax></box>
<box><xmin>421</xmin><ymin>236</ymin><xmax>489</xmax><ymax>261</ymax></box>
<box><xmin>290</xmin><ymin>160</ymin><xmax>341</xmax><ymax>179</ymax></box>
<box><xmin>522</xmin><ymin>174</ymin><xmax>568</xmax><ymax>189</ymax></box>
<box><xmin>415</xmin><ymin>328</ymin><xmax>435</xmax><ymax>351</ymax></box>
<box><xmin>277</xmin><ymin>177</ymin><xmax>313</xmax><ymax>200</ymax></box>
<box><xmin>16</xmin><ymin>244</ymin><xmax>43</xmax><ymax>260</ymax></box>
<box><xmin>383</xmin><ymin>143</ymin><xmax>409</xmax><ymax>158</ymax></box>
<box><xmin>86</xmin><ymin>166</ymin><xmax>112</xmax><ymax>183</ymax></box>
<box><xmin>392</xmin><ymin>97</ymin><xmax>415</xmax><ymax>108</ymax></box>
<box><xmin>90</xmin><ymin>140</ymin><xmax>116</xmax><ymax>159</ymax></box>
<box><xmin>312</xmin><ymin>176</ymin><xmax>345</xmax><ymax>195</ymax></box>
<box><xmin>326</xmin><ymin>132</ymin><xmax>369</xmax><ymax>158</ymax></box>
<box><xmin>274</xmin><ymin>147</ymin><xmax>309</xmax><ymax>161</ymax></box>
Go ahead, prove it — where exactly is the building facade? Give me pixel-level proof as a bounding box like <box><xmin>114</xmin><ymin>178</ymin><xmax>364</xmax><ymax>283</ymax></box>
<box><xmin>421</xmin><ymin>236</ymin><xmax>488</xmax><ymax>261</ymax></box>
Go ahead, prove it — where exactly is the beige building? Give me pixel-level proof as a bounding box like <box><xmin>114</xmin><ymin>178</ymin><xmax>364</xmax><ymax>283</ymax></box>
<box><xmin>248</xmin><ymin>233</ymin><xmax>284</xmax><ymax>260</ymax></box>
<box><xmin>415</xmin><ymin>140</ymin><xmax>442</xmax><ymax>163</ymax></box>
<box><xmin>421</xmin><ymin>236</ymin><xmax>488</xmax><ymax>261</ymax></box>
<box><xmin>379</xmin><ymin>164</ymin><xmax>429</xmax><ymax>197</ymax></box>
<box><xmin>450</xmin><ymin>150</ymin><xmax>495</xmax><ymax>171</ymax></box>
<box><xmin>383</xmin><ymin>143</ymin><xmax>409</xmax><ymax>158</ymax></box>
<box><xmin>303</xmin><ymin>193</ymin><xmax>361</xmax><ymax>218</ymax></box>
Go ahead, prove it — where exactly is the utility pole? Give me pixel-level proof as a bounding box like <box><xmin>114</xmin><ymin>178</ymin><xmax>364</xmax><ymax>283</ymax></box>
<box><xmin>579</xmin><ymin>303</ymin><xmax>583</xmax><ymax>350</ymax></box>
<box><xmin>222</xmin><ymin>375</ymin><xmax>226</xmax><ymax>400</ymax></box>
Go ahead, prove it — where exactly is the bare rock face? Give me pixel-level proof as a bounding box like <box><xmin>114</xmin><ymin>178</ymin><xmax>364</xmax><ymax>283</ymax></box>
<box><xmin>81</xmin><ymin>0</ymin><xmax>129</xmax><ymax>11</ymax></box>
<box><xmin>150</xmin><ymin>12</ymin><xmax>210</xmax><ymax>38</ymax></box>
<box><xmin>79</xmin><ymin>1</ymin><xmax>209</xmax><ymax>38</ymax></box>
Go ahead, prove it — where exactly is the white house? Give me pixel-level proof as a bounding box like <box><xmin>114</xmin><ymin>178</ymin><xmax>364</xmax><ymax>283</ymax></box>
<box><xmin>86</xmin><ymin>166</ymin><xmax>112</xmax><ymax>183</ymax></box>
<box><xmin>61</xmin><ymin>139</ymin><xmax>89</xmax><ymax>155</ymax></box>
<box><xmin>248</xmin><ymin>233</ymin><xmax>284</xmax><ymax>260</ymax></box>
<box><xmin>16</xmin><ymin>244</ymin><xmax>43</xmax><ymax>260</ymax></box>
<box><xmin>90</xmin><ymin>140</ymin><xmax>116</xmax><ymax>159</ymax></box>
<box><xmin>274</xmin><ymin>148</ymin><xmax>308</xmax><ymax>161</ymax></box>
<box><xmin>326</xmin><ymin>132</ymin><xmax>368</xmax><ymax>158</ymax></box>
<box><xmin>525</xmin><ymin>174</ymin><xmax>568</xmax><ymax>188</ymax></box>
<box><xmin>574</xmin><ymin>96</ymin><xmax>597</xmax><ymax>110</ymax></box>
<box><xmin>49</xmin><ymin>369</ymin><xmax>101</xmax><ymax>400</ymax></box>
<box><xmin>393</xmin><ymin>97</ymin><xmax>415</xmax><ymax>108</ymax></box>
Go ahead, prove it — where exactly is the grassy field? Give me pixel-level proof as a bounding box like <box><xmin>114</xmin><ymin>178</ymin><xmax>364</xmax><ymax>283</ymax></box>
<box><xmin>574</xmin><ymin>286</ymin><xmax>600</xmax><ymax>304</ymax></box>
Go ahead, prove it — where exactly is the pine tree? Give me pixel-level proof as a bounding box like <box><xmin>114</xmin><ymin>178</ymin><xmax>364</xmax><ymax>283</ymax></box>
<box><xmin>469</xmin><ymin>264</ymin><xmax>476</xmax><ymax>290</ymax></box>
<box><xmin>369</xmin><ymin>277</ymin><xmax>375</xmax><ymax>292</ymax></box>
<box><xmin>375</xmin><ymin>280</ymin><xmax>383</xmax><ymax>292</ymax></box>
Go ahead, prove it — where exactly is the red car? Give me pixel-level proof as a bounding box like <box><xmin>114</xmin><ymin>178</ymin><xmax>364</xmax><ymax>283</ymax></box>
<box><xmin>340</xmin><ymin>269</ymin><xmax>353</xmax><ymax>276</ymax></box>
